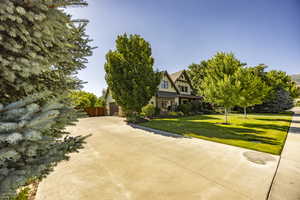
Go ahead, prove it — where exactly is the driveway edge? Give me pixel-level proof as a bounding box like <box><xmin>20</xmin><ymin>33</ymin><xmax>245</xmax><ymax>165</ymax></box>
<box><xmin>268</xmin><ymin>108</ymin><xmax>300</xmax><ymax>200</ymax></box>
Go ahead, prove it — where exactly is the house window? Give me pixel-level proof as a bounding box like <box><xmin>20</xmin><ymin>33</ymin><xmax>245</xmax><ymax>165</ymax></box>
<box><xmin>179</xmin><ymin>86</ymin><xmax>188</xmax><ymax>92</ymax></box>
<box><xmin>161</xmin><ymin>80</ymin><xmax>168</xmax><ymax>89</ymax></box>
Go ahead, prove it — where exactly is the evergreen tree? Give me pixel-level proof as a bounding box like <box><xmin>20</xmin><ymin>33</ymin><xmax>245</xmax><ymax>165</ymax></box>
<box><xmin>252</xmin><ymin>68</ymin><xmax>298</xmax><ymax>113</ymax></box>
<box><xmin>104</xmin><ymin>34</ymin><xmax>161</xmax><ymax>117</ymax></box>
<box><xmin>237</xmin><ymin>67</ymin><xmax>269</xmax><ymax>118</ymax></box>
<box><xmin>265</xmin><ymin>70</ymin><xmax>299</xmax><ymax>98</ymax></box>
<box><xmin>0</xmin><ymin>0</ymin><xmax>92</xmax><ymax>198</ymax></box>
<box><xmin>253</xmin><ymin>88</ymin><xmax>294</xmax><ymax>113</ymax></box>
<box><xmin>201</xmin><ymin>52</ymin><xmax>245</xmax><ymax>123</ymax></box>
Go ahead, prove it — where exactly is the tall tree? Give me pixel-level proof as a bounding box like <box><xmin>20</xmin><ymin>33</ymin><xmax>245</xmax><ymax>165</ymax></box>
<box><xmin>252</xmin><ymin>68</ymin><xmax>298</xmax><ymax>113</ymax></box>
<box><xmin>0</xmin><ymin>0</ymin><xmax>92</xmax><ymax>198</ymax></box>
<box><xmin>266</xmin><ymin>70</ymin><xmax>299</xmax><ymax>98</ymax></box>
<box><xmin>187</xmin><ymin>61</ymin><xmax>209</xmax><ymax>96</ymax></box>
<box><xmin>104</xmin><ymin>34</ymin><xmax>161</xmax><ymax>116</ymax></box>
<box><xmin>237</xmin><ymin>67</ymin><xmax>269</xmax><ymax>118</ymax></box>
<box><xmin>201</xmin><ymin>52</ymin><xmax>244</xmax><ymax>123</ymax></box>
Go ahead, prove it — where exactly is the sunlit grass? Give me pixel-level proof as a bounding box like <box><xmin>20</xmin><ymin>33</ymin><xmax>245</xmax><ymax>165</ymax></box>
<box><xmin>140</xmin><ymin>113</ymin><xmax>293</xmax><ymax>155</ymax></box>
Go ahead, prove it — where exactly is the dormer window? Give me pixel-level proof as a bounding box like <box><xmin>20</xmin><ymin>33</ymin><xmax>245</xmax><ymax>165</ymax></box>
<box><xmin>179</xmin><ymin>86</ymin><xmax>188</xmax><ymax>92</ymax></box>
<box><xmin>161</xmin><ymin>80</ymin><xmax>168</xmax><ymax>89</ymax></box>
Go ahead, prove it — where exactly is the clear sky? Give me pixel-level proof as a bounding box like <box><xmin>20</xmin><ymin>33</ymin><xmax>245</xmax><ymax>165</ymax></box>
<box><xmin>67</xmin><ymin>0</ymin><xmax>300</xmax><ymax>96</ymax></box>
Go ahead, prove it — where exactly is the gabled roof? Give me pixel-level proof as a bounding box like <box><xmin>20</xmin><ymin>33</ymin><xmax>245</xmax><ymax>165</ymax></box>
<box><xmin>169</xmin><ymin>70</ymin><xmax>183</xmax><ymax>82</ymax></box>
<box><xmin>105</xmin><ymin>70</ymin><xmax>202</xmax><ymax>99</ymax></box>
<box><xmin>170</xmin><ymin>70</ymin><xmax>193</xmax><ymax>88</ymax></box>
<box><xmin>162</xmin><ymin>71</ymin><xmax>180</xmax><ymax>94</ymax></box>
<box><xmin>105</xmin><ymin>70</ymin><xmax>180</xmax><ymax>99</ymax></box>
<box><xmin>170</xmin><ymin>70</ymin><xmax>201</xmax><ymax>96</ymax></box>
<box><xmin>170</xmin><ymin>70</ymin><xmax>191</xmax><ymax>83</ymax></box>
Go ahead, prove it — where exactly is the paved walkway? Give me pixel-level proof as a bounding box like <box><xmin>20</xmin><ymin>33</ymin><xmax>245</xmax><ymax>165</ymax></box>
<box><xmin>36</xmin><ymin>117</ymin><xmax>279</xmax><ymax>200</ymax></box>
<box><xmin>269</xmin><ymin>107</ymin><xmax>300</xmax><ymax>200</ymax></box>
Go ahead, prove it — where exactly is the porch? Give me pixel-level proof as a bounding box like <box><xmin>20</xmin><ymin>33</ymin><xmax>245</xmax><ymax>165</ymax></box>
<box><xmin>179</xmin><ymin>94</ymin><xmax>202</xmax><ymax>104</ymax></box>
<box><xmin>156</xmin><ymin>91</ymin><xmax>179</xmax><ymax>112</ymax></box>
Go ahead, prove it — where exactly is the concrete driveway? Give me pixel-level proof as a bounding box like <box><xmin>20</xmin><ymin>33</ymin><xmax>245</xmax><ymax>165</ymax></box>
<box><xmin>269</xmin><ymin>108</ymin><xmax>300</xmax><ymax>199</ymax></box>
<box><xmin>36</xmin><ymin>117</ymin><xmax>279</xmax><ymax>200</ymax></box>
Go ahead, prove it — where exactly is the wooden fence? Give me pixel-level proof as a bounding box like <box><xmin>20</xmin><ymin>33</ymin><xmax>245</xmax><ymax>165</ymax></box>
<box><xmin>84</xmin><ymin>107</ymin><xmax>106</xmax><ymax>117</ymax></box>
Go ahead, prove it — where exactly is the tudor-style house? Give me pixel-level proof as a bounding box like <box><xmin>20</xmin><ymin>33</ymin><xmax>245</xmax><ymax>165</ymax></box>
<box><xmin>105</xmin><ymin>70</ymin><xmax>202</xmax><ymax>116</ymax></box>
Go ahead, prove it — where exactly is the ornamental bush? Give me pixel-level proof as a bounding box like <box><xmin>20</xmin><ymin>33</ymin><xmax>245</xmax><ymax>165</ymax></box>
<box><xmin>167</xmin><ymin>111</ymin><xmax>184</xmax><ymax>117</ymax></box>
<box><xmin>141</xmin><ymin>104</ymin><xmax>155</xmax><ymax>118</ymax></box>
<box><xmin>177</xmin><ymin>103</ymin><xmax>193</xmax><ymax>115</ymax></box>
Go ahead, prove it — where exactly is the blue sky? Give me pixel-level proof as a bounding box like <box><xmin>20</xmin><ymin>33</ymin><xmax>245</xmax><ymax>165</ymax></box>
<box><xmin>67</xmin><ymin>0</ymin><xmax>300</xmax><ymax>96</ymax></box>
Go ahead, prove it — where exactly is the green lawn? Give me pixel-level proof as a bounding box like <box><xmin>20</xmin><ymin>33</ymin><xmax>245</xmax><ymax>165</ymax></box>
<box><xmin>140</xmin><ymin>113</ymin><xmax>293</xmax><ymax>155</ymax></box>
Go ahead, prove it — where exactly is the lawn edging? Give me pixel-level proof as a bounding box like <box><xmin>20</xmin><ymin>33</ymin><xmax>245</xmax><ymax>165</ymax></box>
<box><xmin>129</xmin><ymin>123</ymin><xmax>187</xmax><ymax>138</ymax></box>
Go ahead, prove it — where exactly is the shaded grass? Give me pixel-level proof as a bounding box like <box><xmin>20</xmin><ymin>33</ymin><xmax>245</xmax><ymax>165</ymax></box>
<box><xmin>140</xmin><ymin>113</ymin><xmax>293</xmax><ymax>155</ymax></box>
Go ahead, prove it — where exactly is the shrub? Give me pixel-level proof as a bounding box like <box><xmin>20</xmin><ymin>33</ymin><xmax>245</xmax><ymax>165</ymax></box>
<box><xmin>12</xmin><ymin>188</ymin><xmax>30</xmax><ymax>200</ymax></box>
<box><xmin>95</xmin><ymin>97</ymin><xmax>105</xmax><ymax>107</ymax></box>
<box><xmin>125</xmin><ymin>113</ymin><xmax>148</xmax><ymax>123</ymax></box>
<box><xmin>177</xmin><ymin>103</ymin><xmax>193</xmax><ymax>115</ymax></box>
<box><xmin>70</xmin><ymin>91</ymin><xmax>104</xmax><ymax>108</ymax></box>
<box><xmin>154</xmin><ymin>107</ymin><xmax>161</xmax><ymax>116</ymax></box>
<box><xmin>191</xmin><ymin>101</ymin><xmax>202</xmax><ymax>111</ymax></box>
<box><xmin>168</xmin><ymin>111</ymin><xmax>184</xmax><ymax>117</ymax></box>
<box><xmin>141</xmin><ymin>104</ymin><xmax>156</xmax><ymax>117</ymax></box>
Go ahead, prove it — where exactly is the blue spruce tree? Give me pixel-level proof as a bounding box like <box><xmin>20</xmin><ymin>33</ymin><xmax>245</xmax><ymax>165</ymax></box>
<box><xmin>0</xmin><ymin>0</ymin><xmax>92</xmax><ymax>198</ymax></box>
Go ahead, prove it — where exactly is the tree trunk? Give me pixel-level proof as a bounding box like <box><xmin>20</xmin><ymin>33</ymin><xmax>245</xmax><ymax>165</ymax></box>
<box><xmin>244</xmin><ymin>107</ymin><xmax>247</xmax><ymax>118</ymax></box>
<box><xmin>224</xmin><ymin>107</ymin><xmax>228</xmax><ymax>124</ymax></box>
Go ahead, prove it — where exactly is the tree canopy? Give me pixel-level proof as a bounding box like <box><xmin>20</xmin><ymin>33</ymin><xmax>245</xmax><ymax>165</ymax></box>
<box><xmin>70</xmin><ymin>91</ymin><xmax>105</xmax><ymax>108</ymax></box>
<box><xmin>201</xmin><ymin>52</ymin><xmax>245</xmax><ymax>123</ymax></box>
<box><xmin>252</xmin><ymin>67</ymin><xmax>297</xmax><ymax>112</ymax></box>
<box><xmin>237</xmin><ymin>67</ymin><xmax>269</xmax><ymax>117</ymax></box>
<box><xmin>187</xmin><ymin>61</ymin><xmax>208</xmax><ymax>96</ymax></box>
<box><xmin>266</xmin><ymin>70</ymin><xmax>299</xmax><ymax>98</ymax></box>
<box><xmin>189</xmin><ymin>54</ymin><xmax>298</xmax><ymax>116</ymax></box>
<box><xmin>0</xmin><ymin>0</ymin><xmax>92</xmax><ymax>197</ymax></box>
<box><xmin>104</xmin><ymin>34</ymin><xmax>161</xmax><ymax>115</ymax></box>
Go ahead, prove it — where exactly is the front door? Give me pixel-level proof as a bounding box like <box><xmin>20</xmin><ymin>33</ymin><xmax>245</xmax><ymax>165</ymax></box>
<box><xmin>157</xmin><ymin>97</ymin><xmax>175</xmax><ymax>112</ymax></box>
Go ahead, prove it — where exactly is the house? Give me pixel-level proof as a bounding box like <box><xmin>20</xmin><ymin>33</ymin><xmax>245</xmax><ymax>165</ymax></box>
<box><xmin>105</xmin><ymin>70</ymin><xmax>202</xmax><ymax>116</ymax></box>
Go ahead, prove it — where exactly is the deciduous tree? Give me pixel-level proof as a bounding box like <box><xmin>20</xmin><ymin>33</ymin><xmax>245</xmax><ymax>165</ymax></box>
<box><xmin>187</xmin><ymin>61</ymin><xmax>208</xmax><ymax>95</ymax></box>
<box><xmin>237</xmin><ymin>67</ymin><xmax>269</xmax><ymax>118</ymax></box>
<box><xmin>201</xmin><ymin>52</ymin><xmax>244</xmax><ymax>123</ymax></box>
<box><xmin>104</xmin><ymin>34</ymin><xmax>161</xmax><ymax>117</ymax></box>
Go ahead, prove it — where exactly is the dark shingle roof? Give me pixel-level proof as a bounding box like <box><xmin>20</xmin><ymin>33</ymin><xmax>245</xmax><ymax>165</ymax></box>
<box><xmin>169</xmin><ymin>70</ymin><xmax>183</xmax><ymax>82</ymax></box>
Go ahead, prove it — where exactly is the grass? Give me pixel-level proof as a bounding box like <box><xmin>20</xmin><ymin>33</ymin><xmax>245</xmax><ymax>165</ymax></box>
<box><xmin>140</xmin><ymin>113</ymin><xmax>293</xmax><ymax>155</ymax></box>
